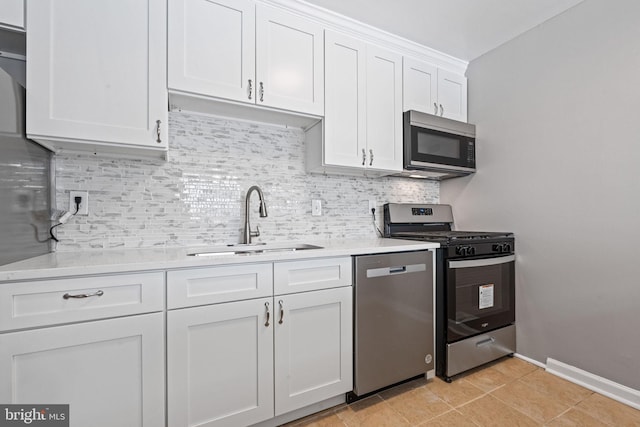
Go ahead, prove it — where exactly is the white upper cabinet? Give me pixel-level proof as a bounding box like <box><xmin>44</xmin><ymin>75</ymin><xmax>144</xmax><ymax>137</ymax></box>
<box><xmin>366</xmin><ymin>44</ymin><xmax>403</xmax><ymax>171</ymax></box>
<box><xmin>307</xmin><ymin>30</ymin><xmax>402</xmax><ymax>175</ymax></box>
<box><xmin>0</xmin><ymin>0</ymin><xmax>24</xmax><ymax>31</ymax></box>
<box><xmin>437</xmin><ymin>68</ymin><xmax>468</xmax><ymax>122</ymax></box>
<box><xmin>322</xmin><ymin>31</ymin><xmax>366</xmax><ymax>169</ymax></box>
<box><xmin>256</xmin><ymin>5</ymin><xmax>324</xmax><ymax>115</ymax></box>
<box><xmin>26</xmin><ymin>0</ymin><xmax>168</xmax><ymax>158</ymax></box>
<box><xmin>403</xmin><ymin>57</ymin><xmax>467</xmax><ymax>122</ymax></box>
<box><xmin>168</xmin><ymin>0</ymin><xmax>255</xmax><ymax>103</ymax></box>
<box><xmin>168</xmin><ymin>0</ymin><xmax>324</xmax><ymax>117</ymax></box>
<box><xmin>403</xmin><ymin>58</ymin><xmax>437</xmax><ymax>115</ymax></box>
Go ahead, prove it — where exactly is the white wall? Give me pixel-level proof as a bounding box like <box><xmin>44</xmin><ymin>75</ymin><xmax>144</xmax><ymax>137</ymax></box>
<box><xmin>441</xmin><ymin>0</ymin><xmax>640</xmax><ymax>390</ymax></box>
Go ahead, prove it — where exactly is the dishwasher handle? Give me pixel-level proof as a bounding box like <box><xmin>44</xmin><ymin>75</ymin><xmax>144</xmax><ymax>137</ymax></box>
<box><xmin>366</xmin><ymin>263</ymin><xmax>426</xmax><ymax>278</ymax></box>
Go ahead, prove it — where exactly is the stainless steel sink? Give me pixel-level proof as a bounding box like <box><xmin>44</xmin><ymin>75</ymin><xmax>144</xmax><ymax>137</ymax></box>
<box><xmin>187</xmin><ymin>243</ymin><xmax>323</xmax><ymax>257</ymax></box>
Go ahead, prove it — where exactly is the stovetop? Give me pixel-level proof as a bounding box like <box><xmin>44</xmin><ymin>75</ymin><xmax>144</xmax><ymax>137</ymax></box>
<box><xmin>383</xmin><ymin>203</ymin><xmax>514</xmax><ymax>249</ymax></box>
<box><xmin>390</xmin><ymin>230</ymin><xmax>514</xmax><ymax>243</ymax></box>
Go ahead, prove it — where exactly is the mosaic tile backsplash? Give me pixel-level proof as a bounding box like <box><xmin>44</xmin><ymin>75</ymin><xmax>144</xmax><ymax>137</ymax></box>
<box><xmin>53</xmin><ymin>112</ymin><xmax>439</xmax><ymax>250</ymax></box>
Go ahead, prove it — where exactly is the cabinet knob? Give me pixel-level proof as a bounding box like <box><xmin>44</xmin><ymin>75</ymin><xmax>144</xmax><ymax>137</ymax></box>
<box><xmin>259</xmin><ymin>82</ymin><xmax>264</xmax><ymax>102</ymax></box>
<box><xmin>369</xmin><ymin>149</ymin><xmax>374</xmax><ymax>166</ymax></box>
<box><xmin>155</xmin><ymin>120</ymin><xmax>162</xmax><ymax>143</ymax></box>
<box><xmin>248</xmin><ymin>79</ymin><xmax>253</xmax><ymax>100</ymax></box>
<box><xmin>362</xmin><ymin>148</ymin><xmax>366</xmax><ymax>166</ymax></box>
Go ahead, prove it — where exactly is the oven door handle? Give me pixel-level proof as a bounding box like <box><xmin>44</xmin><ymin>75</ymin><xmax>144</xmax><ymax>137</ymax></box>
<box><xmin>449</xmin><ymin>255</ymin><xmax>515</xmax><ymax>269</ymax></box>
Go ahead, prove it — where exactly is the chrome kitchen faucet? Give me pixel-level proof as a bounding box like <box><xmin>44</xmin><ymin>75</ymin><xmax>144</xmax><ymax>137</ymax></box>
<box><xmin>243</xmin><ymin>185</ymin><xmax>268</xmax><ymax>244</ymax></box>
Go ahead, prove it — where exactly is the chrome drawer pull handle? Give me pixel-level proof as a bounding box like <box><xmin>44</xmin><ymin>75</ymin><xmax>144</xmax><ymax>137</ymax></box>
<box><xmin>439</xmin><ymin>104</ymin><xmax>444</xmax><ymax>116</ymax></box>
<box><xmin>265</xmin><ymin>301</ymin><xmax>270</xmax><ymax>327</ymax></box>
<box><xmin>434</xmin><ymin>102</ymin><xmax>438</xmax><ymax>114</ymax></box>
<box><xmin>259</xmin><ymin>82</ymin><xmax>264</xmax><ymax>102</ymax></box>
<box><xmin>278</xmin><ymin>300</ymin><xmax>284</xmax><ymax>324</ymax></box>
<box><xmin>475</xmin><ymin>337</ymin><xmax>496</xmax><ymax>347</ymax></box>
<box><xmin>155</xmin><ymin>120</ymin><xmax>162</xmax><ymax>143</ymax></box>
<box><xmin>362</xmin><ymin>148</ymin><xmax>366</xmax><ymax>166</ymax></box>
<box><xmin>248</xmin><ymin>79</ymin><xmax>253</xmax><ymax>100</ymax></box>
<box><xmin>369</xmin><ymin>149</ymin><xmax>374</xmax><ymax>166</ymax></box>
<box><xmin>63</xmin><ymin>290</ymin><xmax>104</xmax><ymax>300</ymax></box>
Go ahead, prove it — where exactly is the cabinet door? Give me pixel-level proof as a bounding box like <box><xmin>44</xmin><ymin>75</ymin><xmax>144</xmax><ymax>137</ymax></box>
<box><xmin>0</xmin><ymin>313</ymin><xmax>165</xmax><ymax>427</ymax></box>
<box><xmin>0</xmin><ymin>0</ymin><xmax>24</xmax><ymax>30</ymax></box>
<box><xmin>168</xmin><ymin>298</ymin><xmax>274</xmax><ymax>427</ymax></box>
<box><xmin>366</xmin><ymin>45</ymin><xmax>403</xmax><ymax>172</ymax></box>
<box><xmin>437</xmin><ymin>68</ymin><xmax>468</xmax><ymax>122</ymax></box>
<box><xmin>256</xmin><ymin>5</ymin><xmax>324</xmax><ymax>116</ymax></box>
<box><xmin>403</xmin><ymin>57</ymin><xmax>438</xmax><ymax>114</ymax></box>
<box><xmin>26</xmin><ymin>0</ymin><xmax>167</xmax><ymax>149</ymax></box>
<box><xmin>324</xmin><ymin>31</ymin><xmax>366</xmax><ymax>169</ymax></box>
<box><xmin>274</xmin><ymin>287</ymin><xmax>353</xmax><ymax>415</ymax></box>
<box><xmin>168</xmin><ymin>0</ymin><xmax>255</xmax><ymax>103</ymax></box>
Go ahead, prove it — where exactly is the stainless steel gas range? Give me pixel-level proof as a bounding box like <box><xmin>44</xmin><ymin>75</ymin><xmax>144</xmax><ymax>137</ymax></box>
<box><xmin>384</xmin><ymin>203</ymin><xmax>516</xmax><ymax>382</ymax></box>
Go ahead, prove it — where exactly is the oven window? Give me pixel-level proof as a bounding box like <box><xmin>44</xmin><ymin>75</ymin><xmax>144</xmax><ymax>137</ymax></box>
<box><xmin>417</xmin><ymin>131</ymin><xmax>460</xmax><ymax>159</ymax></box>
<box><xmin>447</xmin><ymin>258</ymin><xmax>515</xmax><ymax>341</ymax></box>
<box><xmin>453</xmin><ymin>264</ymin><xmax>507</xmax><ymax>321</ymax></box>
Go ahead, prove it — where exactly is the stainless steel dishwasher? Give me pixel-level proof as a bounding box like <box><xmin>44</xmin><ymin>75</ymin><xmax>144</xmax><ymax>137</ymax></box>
<box><xmin>350</xmin><ymin>250</ymin><xmax>435</xmax><ymax>400</ymax></box>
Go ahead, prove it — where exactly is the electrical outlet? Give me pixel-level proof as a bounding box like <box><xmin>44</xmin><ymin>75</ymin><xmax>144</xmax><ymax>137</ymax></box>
<box><xmin>368</xmin><ymin>199</ymin><xmax>376</xmax><ymax>214</ymax></box>
<box><xmin>312</xmin><ymin>199</ymin><xmax>322</xmax><ymax>216</ymax></box>
<box><xmin>69</xmin><ymin>190</ymin><xmax>89</xmax><ymax>215</ymax></box>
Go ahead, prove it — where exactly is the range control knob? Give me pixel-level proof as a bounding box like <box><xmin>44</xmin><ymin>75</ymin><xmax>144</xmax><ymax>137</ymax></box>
<box><xmin>456</xmin><ymin>246</ymin><xmax>476</xmax><ymax>256</ymax></box>
<box><xmin>492</xmin><ymin>243</ymin><xmax>512</xmax><ymax>253</ymax></box>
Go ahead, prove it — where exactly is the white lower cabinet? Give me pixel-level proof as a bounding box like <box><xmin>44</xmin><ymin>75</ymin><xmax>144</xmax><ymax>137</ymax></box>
<box><xmin>0</xmin><ymin>312</ymin><xmax>165</xmax><ymax>427</ymax></box>
<box><xmin>274</xmin><ymin>287</ymin><xmax>352</xmax><ymax>416</ymax></box>
<box><xmin>167</xmin><ymin>298</ymin><xmax>275</xmax><ymax>427</ymax></box>
<box><xmin>167</xmin><ymin>258</ymin><xmax>353</xmax><ymax>426</ymax></box>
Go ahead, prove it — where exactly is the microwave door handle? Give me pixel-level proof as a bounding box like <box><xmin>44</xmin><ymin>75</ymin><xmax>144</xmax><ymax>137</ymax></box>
<box><xmin>449</xmin><ymin>255</ymin><xmax>515</xmax><ymax>269</ymax></box>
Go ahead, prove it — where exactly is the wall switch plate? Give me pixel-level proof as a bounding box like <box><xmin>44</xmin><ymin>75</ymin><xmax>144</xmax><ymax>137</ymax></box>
<box><xmin>69</xmin><ymin>190</ymin><xmax>89</xmax><ymax>215</ymax></box>
<box><xmin>312</xmin><ymin>199</ymin><xmax>322</xmax><ymax>216</ymax></box>
<box><xmin>368</xmin><ymin>199</ymin><xmax>376</xmax><ymax>214</ymax></box>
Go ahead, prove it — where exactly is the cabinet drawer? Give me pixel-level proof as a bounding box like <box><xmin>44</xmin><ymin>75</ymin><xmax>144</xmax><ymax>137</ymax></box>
<box><xmin>0</xmin><ymin>272</ymin><xmax>164</xmax><ymax>332</ymax></box>
<box><xmin>167</xmin><ymin>263</ymin><xmax>273</xmax><ymax>309</ymax></box>
<box><xmin>274</xmin><ymin>257</ymin><xmax>352</xmax><ymax>295</ymax></box>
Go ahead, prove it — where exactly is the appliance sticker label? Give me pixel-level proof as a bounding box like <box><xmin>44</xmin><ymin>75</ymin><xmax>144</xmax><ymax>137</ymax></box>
<box><xmin>479</xmin><ymin>284</ymin><xmax>494</xmax><ymax>309</ymax></box>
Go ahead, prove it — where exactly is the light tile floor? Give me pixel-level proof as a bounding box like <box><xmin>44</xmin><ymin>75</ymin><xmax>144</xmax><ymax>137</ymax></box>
<box><xmin>284</xmin><ymin>357</ymin><xmax>640</xmax><ymax>426</ymax></box>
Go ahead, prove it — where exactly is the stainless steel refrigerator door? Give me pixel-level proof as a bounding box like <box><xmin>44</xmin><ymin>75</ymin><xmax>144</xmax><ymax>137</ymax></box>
<box><xmin>354</xmin><ymin>250</ymin><xmax>434</xmax><ymax>396</ymax></box>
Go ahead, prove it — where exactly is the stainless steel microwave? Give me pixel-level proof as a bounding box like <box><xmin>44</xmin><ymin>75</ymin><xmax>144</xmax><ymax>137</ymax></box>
<box><xmin>398</xmin><ymin>110</ymin><xmax>476</xmax><ymax>180</ymax></box>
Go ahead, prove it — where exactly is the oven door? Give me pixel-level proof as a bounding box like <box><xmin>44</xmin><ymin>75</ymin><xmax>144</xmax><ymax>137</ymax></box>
<box><xmin>446</xmin><ymin>255</ymin><xmax>515</xmax><ymax>342</ymax></box>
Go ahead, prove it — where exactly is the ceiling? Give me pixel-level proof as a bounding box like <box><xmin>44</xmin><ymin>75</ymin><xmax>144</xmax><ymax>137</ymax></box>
<box><xmin>303</xmin><ymin>0</ymin><xmax>584</xmax><ymax>61</ymax></box>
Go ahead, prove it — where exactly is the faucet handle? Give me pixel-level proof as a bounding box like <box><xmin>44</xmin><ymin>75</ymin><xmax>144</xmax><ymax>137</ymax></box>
<box><xmin>250</xmin><ymin>225</ymin><xmax>261</xmax><ymax>238</ymax></box>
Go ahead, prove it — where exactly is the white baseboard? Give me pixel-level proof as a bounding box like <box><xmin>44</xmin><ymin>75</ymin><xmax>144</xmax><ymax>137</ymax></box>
<box><xmin>545</xmin><ymin>357</ymin><xmax>640</xmax><ymax>410</ymax></box>
<box><xmin>514</xmin><ymin>353</ymin><xmax>546</xmax><ymax>369</ymax></box>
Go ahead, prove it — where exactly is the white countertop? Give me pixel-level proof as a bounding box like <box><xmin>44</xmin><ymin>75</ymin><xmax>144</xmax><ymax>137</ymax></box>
<box><xmin>0</xmin><ymin>239</ymin><xmax>439</xmax><ymax>282</ymax></box>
